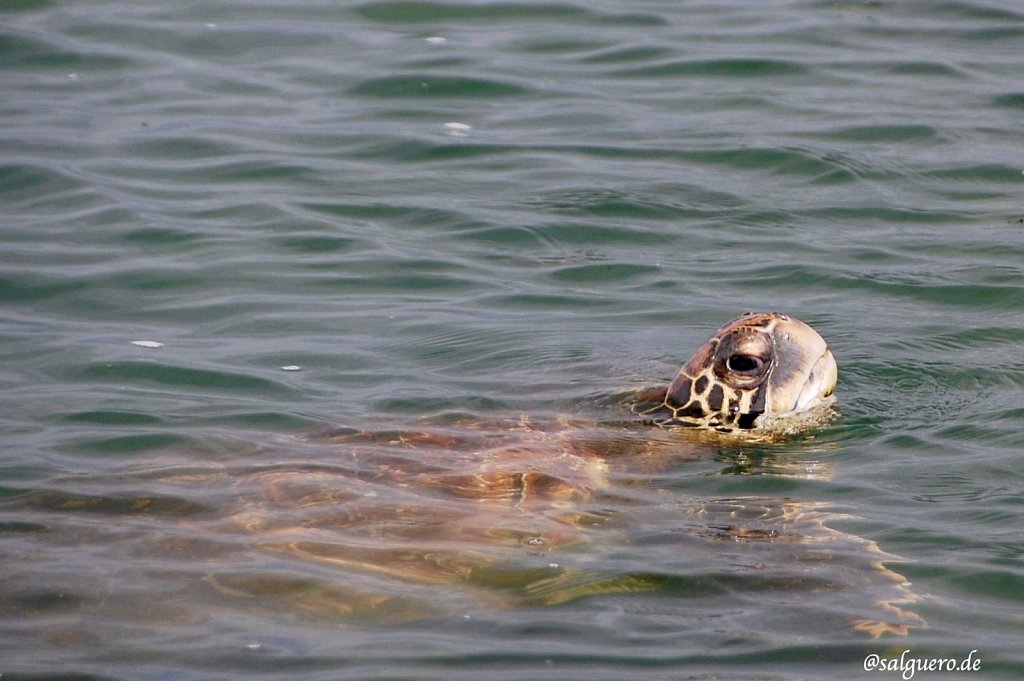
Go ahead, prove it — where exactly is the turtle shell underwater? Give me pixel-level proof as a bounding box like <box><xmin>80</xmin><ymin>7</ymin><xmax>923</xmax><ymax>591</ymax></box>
<box><xmin>18</xmin><ymin>313</ymin><xmax>920</xmax><ymax>637</ymax></box>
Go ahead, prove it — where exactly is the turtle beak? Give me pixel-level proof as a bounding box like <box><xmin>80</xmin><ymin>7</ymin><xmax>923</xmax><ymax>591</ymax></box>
<box><xmin>790</xmin><ymin>348</ymin><xmax>837</xmax><ymax>412</ymax></box>
<box><xmin>765</xmin><ymin>318</ymin><xmax>838</xmax><ymax>416</ymax></box>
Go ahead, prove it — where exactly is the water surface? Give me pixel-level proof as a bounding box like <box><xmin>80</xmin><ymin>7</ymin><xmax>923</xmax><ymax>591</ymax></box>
<box><xmin>2</xmin><ymin>1</ymin><xmax>1024</xmax><ymax>679</ymax></box>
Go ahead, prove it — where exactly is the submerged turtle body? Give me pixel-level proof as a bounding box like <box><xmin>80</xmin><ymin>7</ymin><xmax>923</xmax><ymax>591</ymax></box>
<box><xmin>200</xmin><ymin>312</ymin><xmax>913</xmax><ymax>634</ymax></box>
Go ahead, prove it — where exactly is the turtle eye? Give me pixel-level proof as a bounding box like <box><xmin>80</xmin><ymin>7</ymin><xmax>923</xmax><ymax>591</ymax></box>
<box><xmin>726</xmin><ymin>353</ymin><xmax>765</xmax><ymax>374</ymax></box>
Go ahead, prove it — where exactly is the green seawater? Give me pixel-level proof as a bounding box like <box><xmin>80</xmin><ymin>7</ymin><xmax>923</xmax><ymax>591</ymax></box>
<box><xmin>2</xmin><ymin>1</ymin><xmax>1023</xmax><ymax>679</ymax></box>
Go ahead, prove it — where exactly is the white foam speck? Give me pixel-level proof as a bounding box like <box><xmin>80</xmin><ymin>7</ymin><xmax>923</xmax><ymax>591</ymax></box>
<box><xmin>444</xmin><ymin>122</ymin><xmax>471</xmax><ymax>137</ymax></box>
<box><xmin>425</xmin><ymin>36</ymin><xmax>447</xmax><ymax>45</ymax></box>
<box><xmin>280</xmin><ymin>365</ymin><xmax>302</xmax><ymax>372</ymax></box>
<box><xmin>130</xmin><ymin>340</ymin><xmax>164</xmax><ymax>348</ymax></box>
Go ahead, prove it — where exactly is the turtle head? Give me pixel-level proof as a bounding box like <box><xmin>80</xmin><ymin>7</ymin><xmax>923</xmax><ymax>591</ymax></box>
<box><xmin>637</xmin><ymin>312</ymin><xmax>837</xmax><ymax>434</ymax></box>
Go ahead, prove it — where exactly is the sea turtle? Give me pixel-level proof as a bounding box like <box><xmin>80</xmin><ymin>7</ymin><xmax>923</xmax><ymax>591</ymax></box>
<box><xmin>196</xmin><ymin>312</ymin><xmax>916</xmax><ymax>634</ymax></box>
<box><xmin>6</xmin><ymin>313</ymin><xmax>921</xmax><ymax>639</ymax></box>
